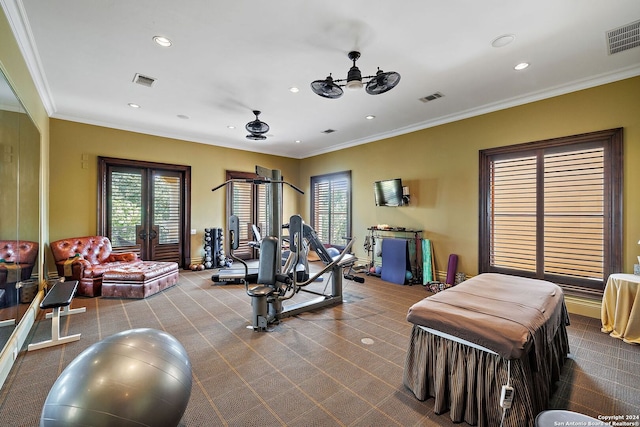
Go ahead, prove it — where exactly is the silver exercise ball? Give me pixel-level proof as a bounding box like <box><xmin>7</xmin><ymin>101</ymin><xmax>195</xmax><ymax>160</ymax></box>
<box><xmin>40</xmin><ymin>328</ymin><xmax>192</xmax><ymax>427</ymax></box>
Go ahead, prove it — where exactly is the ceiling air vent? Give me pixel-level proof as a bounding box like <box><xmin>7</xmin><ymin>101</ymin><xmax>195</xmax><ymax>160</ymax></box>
<box><xmin>133</xmin><ymin>73</ymin><xmax>157</xmax><ymax>87</ymax></box>
<box><xmin>322</xmin><ymin>129</ymin><xmax>336</xmax><ymax>134</ymax></box>
<box><xmin>606</xmin><ymin>20</ymin><xmax>640</xmax><ymax>55</ymax></box>
<box><xmin>419</xmin><ymin>92</ymin><xmax>444</xmax><ymax>103</ymax></box>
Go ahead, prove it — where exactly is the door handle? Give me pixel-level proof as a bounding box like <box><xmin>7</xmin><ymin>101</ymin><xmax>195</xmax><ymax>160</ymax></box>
<box><xmin>149</xmin><ymin>229</ymin><xmax>158</xmax><ymax>240</ymax></box>
<box><xmin>138</xmin><ymin>229</ymin><xmax>148</xmax><ymax>240</ymax></box>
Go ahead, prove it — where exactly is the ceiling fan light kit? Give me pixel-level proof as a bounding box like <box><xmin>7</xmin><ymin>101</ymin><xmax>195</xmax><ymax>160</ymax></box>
<box><xmin>245</xmin><ymin>110</ymin><xmax>270</xmax><ymax>140</ymax></box>
<box><xmin>311</xmin><ymin>51</ymin><xmax>400</xmax><ymax>99</ymax></box>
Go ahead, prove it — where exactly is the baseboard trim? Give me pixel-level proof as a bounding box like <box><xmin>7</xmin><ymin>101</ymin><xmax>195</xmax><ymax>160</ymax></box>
<box><xmin>564</xmin><ymin>295</ymin><xmax>601</xmax><ymax>319</ymax></box>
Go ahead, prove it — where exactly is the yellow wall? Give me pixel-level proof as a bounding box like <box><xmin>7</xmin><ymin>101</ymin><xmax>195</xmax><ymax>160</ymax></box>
<box><xmin>49</xmin><ymin>120</ymin><xmax>301</xmax><ymax>266</ymax></box>
<box><xmin>49</xmin><ymin>77</ymin><xmax>640</xmax><ymax>280</ymax></box>
<box><xmin>300</xmin><ymin>76</ymin><xmax>640</xmax><ymax>278</ymax></box>
<box><xmin>1</xmin><ymin>7</ymin><xmax>49</xmax><ymax>251</ymax></box>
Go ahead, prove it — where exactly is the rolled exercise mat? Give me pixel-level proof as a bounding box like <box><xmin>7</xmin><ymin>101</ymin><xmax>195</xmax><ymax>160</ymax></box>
<box><xmin>381</xmin><ymin>238</ymin><xmax>410</xmax><ymax>285</ymax></box>
<box><xmin>445</xmin><ymin>254</ymin><xmax>458</xmax><ymax>285</ymax></box>
<box><xmin>422</xmin><ymin>239</ymin><xmax>434</xmax><ymax>284</ymax></box>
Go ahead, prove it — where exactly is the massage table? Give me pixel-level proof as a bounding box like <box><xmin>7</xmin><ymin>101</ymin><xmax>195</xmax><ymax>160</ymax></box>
<box><xmin>403</xmin><ymin>273</ymin><xmax>570</xmax><ymax>427</ymax></box>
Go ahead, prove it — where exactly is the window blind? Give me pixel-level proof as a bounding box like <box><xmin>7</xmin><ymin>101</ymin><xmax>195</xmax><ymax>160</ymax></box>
<box><xmin>480</xmin><ymin>128</ymin><xmax>622</xmax><ymax>292</ymax></box>
<box><xmin>490</xmin><ymin>155</ymin><xmax>537</xmax><ymax>272</ymax></box>
<box><xmin>154</xmin><ymin>175</ymin><xmax>181</xmax><ymax>244</ymax></box>
<box><xmin>311</xmin><ymin>172</ymin><xmax>351</xmax><ymax>247</ymax></box>
<box><xmin>227</xmin><ymin>175</ymin><xmax>267</xmax><ymax>259</ymax></box>
<box><xmin>543</xmin><ymin>148</ymin><xmax>604</xmax><ymax>280</ymax></box>
<box><xmin>110</xmin><ymin>171</ymin><xmax>142</xmax><ymax>246</ymax></box>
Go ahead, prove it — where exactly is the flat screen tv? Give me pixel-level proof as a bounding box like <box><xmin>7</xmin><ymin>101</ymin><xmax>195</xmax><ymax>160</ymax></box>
<box><xmin>374</xmin><ymin>178</ymin><xmax>404</xmax><ymax>206</ymax></box>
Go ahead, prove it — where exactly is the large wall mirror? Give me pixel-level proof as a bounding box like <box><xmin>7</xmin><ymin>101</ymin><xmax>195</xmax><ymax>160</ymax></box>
<box><xmin>0</xmin><ymin>68</ymin><xmax>40</xmax><ymax>354</ymax></box>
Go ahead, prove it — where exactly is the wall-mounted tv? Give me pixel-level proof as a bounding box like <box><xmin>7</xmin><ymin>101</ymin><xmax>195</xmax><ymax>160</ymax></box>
<box><xmin>374</xmin><ymin>178</ymin><xmax>404</xmax><ymax>206</ymax></box>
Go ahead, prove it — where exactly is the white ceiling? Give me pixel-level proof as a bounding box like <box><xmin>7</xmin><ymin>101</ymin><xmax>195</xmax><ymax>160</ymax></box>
<box><xmin>3</xmin><ymin>0</ymin><xmax>640</xmax><ymax>159</ymax></box>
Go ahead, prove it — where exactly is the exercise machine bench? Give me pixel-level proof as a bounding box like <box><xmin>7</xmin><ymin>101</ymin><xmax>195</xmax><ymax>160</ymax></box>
<box><xmin>28</xmin><ymin>280</ymin><xmax>85</xmax><ymax>351</ymax></box>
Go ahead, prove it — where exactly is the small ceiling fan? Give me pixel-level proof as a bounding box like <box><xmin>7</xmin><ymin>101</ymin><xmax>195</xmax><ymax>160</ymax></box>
<box><xmin>245</xmin><ymin>110</ymin><xmax>269</xmax><ymax>140</ymax></box>
<box><xmin>311</xmin><ymin>51</ymin><xmax>401</xmax><ymax>99</ymax></box>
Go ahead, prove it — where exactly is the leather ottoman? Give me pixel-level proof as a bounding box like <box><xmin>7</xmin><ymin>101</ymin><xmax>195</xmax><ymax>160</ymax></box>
<box><xmin>101</xmin><ymin>261</ymin><xmax>179</xmax><ymax>299</ymax></box>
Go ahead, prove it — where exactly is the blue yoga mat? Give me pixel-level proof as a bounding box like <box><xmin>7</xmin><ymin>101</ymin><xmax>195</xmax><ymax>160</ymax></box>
<box><xmin>381</xmin><ymin>238</ymin><xmax>410</xmax><ymax>285</ymax></box>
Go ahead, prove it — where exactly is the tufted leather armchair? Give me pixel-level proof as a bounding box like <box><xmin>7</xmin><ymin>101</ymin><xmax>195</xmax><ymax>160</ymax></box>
<box><xmin>50</xmin><ymin>236</ymin><xmax>140</xmax><ymax>297</ymax></box>
<box><xmin>0</xmin><ymin>240</ymin><xmax>39</xmax><ymax>307</ymax></box>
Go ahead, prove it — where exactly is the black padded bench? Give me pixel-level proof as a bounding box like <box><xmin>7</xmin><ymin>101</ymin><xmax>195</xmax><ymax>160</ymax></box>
<box><xmin>28</xmin><ymin>280</ymin><xmax>85</xmax><ymax>351</ymax></box>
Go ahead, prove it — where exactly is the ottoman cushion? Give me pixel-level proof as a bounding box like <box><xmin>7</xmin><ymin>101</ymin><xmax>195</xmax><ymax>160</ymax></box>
<box><xmin>101</xmin><ymin>261</ymin><xmax>179</xmax><ymax>299</ymax></box>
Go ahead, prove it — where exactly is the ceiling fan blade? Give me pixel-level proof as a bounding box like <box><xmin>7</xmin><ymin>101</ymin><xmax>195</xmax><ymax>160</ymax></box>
<box><xmin>246</xmin><ymin>133</ymin><xmax>267</xmax><ymax>141</ymax></box>
<box><xmin>366</xmin><ymin>70</ymin><xmax>401</xmax><ymax>95</ymax></box>
<box><xmin>311</xmin><ymin>77</ymin><xmax>344</xmax><ymax>99</ymax></box>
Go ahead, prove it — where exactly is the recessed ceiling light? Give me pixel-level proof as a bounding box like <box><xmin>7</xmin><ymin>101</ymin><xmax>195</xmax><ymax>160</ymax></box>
<box><xmin>227</xmin><ymin>125</ymin><xmax>235</xmax><ymax>129</ymax></box>
<box><xmin>177</xmin><ymin>114</ymin><xmax>189</xmax><ymax>119</ymax></box>
<box><xmin>289</xmin><ymin>87</ymin><xmax>299</xmax><ymax>93</ymax></box>
<box><xmin>153</xmin><ymin>36</ymin><xmax>172</xmax><ymax>47</ymax></box>
<box><xmin>514</xmin><ymin>62</ymin><xmax>530</xmax><ymax>71</ymax></box>
<box><xmin>365</xmin><ymin>115</ymin><xmax>375</xmax><ymax>120</ymax></box>
<box><xmin>491</xmin><ymin>34</ymin><xmax>515</xmax><ymax>48</ymax></box>
<box><xmin>295</xmin><ymin>140</ymin><xmax>301</xmax><ymax>144</ymax></box>
<box><xmin>128</xmin><ymin>103</ymin><xmax>141</xmax><ymax>108</ymax></box>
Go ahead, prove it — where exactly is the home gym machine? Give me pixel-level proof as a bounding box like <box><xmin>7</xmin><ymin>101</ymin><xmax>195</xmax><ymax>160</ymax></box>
<box><xmin>211</xmin><ymin>165</ymin><xmax>359</xmax><ymax>331</ymax></box>
<box><xmin>231</xmin><ymin>213</ymin><xmax>356</xmax><ymax>331</ymax></box>
<box><xmin>210</xmin><ymin>165</ymin><xmax>303</xmax><ymax>284</ymax></box>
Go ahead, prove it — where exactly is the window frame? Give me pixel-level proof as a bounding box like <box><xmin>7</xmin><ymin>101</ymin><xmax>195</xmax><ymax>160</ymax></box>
<box><xmin>225</xmin><ymin>170</ymin><xmax>268</xmax><ymax>260</ymax></box>
<box><xmin>310</xmin><ymin>171</ymin><xmax>352</xmax><ymax>248</ymax></box>
<box><xmin>478</xmin><ymin>128</ymin><xmax>623</xmax><ymax>295</ymax></box>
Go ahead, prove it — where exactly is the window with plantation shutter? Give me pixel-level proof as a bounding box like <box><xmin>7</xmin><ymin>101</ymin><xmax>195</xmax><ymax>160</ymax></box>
<box><xmin>479</xmin><ymin>129</ymin><xmax>622</xmax><ymax>293</ymax></box>
<box><xmin>311</xmin><ymin>171</ymin><xmax>351</xmax><ymax>247</ymax></box>
<box><xmin>226</xmin><ymin>171</ymin><xmax>267</xmax><ymax>260</ymax></box>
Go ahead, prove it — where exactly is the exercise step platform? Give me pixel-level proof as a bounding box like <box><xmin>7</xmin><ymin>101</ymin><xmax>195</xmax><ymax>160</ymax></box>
<box><xmin>28</xmin><ymin>280</ymin><xmax>86</xmax><ymax>351</ymax></box>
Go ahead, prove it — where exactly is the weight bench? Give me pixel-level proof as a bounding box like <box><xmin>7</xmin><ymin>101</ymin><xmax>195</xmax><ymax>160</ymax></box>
<box><xmin>28</xmin><ymin>280</ymin><xmax>86</xmax><ymax>351</ymax></box>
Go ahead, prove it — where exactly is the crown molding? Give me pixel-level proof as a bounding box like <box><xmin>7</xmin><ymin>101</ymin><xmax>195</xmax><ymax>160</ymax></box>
<box><xmin>1</xmin><ymin>0</ymin><xmax>55</xmax><ymax>115</ymax></box>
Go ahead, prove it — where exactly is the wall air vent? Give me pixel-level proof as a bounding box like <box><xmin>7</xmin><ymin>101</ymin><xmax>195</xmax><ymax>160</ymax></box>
<box><xmin>419</xmin><ymin>92</ymin><xmax>444</xmax><ymax>103</ymax></box>
<box><xmin>322</xmin><ymin>129</ymin><xmax>336</xmax><ymax>134</ymax></box>
<box><xmin>606</xmin><ymin>20</ymin><xmax>640</xmax><ymax>55</ymax></box>
<box><xmin>133</xmin><ymin>73</ymin><xmax>157</xmax><ymax>87</ymax></box>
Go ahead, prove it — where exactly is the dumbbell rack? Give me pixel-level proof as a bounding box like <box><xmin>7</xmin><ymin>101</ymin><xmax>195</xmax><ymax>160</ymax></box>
<box><xmin>203</xmin><ymin>228</ymin><xmax>225</xmax><ymax>269</ymax></box>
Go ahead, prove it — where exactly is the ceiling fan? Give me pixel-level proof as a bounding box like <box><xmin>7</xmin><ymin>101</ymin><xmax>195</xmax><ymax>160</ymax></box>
<box><xmin>245</xmin><ymin>110</ymin><xmax>269</xmax><ymax>140</ymax></box>
<box><xmin>311</xmin><ymin>51</ymin><xmax>401</xmax><ymax>99</ymax></box>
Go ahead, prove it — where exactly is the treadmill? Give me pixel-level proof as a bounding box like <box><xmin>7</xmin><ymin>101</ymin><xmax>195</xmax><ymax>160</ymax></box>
<box><xmin>211</xmin><ymin>223</ymin><xmax>261</xmax><ymax>284</ymax></box>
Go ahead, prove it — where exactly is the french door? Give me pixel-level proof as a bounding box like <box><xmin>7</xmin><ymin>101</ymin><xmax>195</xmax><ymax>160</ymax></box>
<box><xmin>98</xmin><ymin>157</ymin><xmax>191</xmax><ymax>267</ymax></box>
